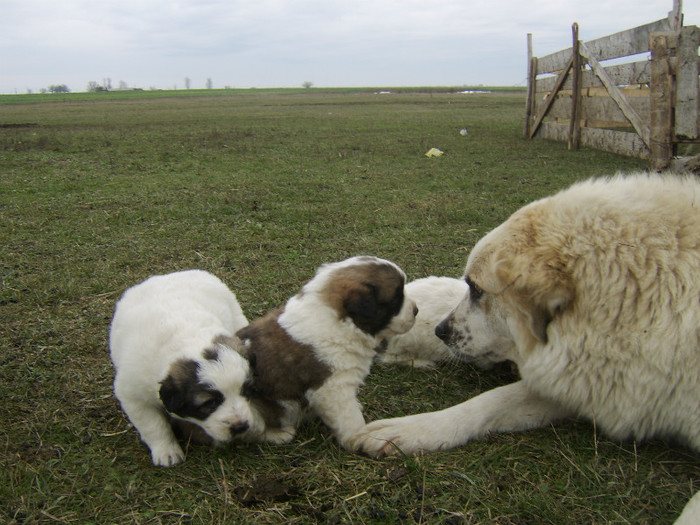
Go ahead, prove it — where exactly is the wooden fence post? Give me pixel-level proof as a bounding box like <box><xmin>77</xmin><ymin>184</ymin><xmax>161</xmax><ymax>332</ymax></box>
<box><xmin>568</xmin><ymin>23</ymin><xmax>582</xmax><ymax>150</ymax></box>
<box><xmin>675</xmin><ymin>26</ymin><xmax>700</xmax><ymax>140</ymax></box>
<box><xmin>524</xmin><ymin>33</ymin><xmax>536</xmax><ymax>139</ymax></box>
<box><xmin>649</xmin><ymin>32</ymin><xmax>675</xmax><ymax>171</ymax></box>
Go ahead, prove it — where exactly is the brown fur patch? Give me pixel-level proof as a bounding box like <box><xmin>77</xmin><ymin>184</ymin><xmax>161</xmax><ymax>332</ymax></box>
<box><xmin>212</xmin><ymin>333</ymin><xmax>249</xmax><ymax>357</ymax></box>
<box><xmin>169</xmin><ymin>417</ymin><xmax>214</xmax><ymax>445</ymax></box>
<box><xmin>236</xmin><ymin>308</ymin><xmax>331</xmax><ymax>402</ymax></box>
<box><xmin>250</xmin><ymin>397</ymin><xmax>287</xmax><ymax>430</ymax></box>
<box><xmin>165</xmin><ymin>358</ymin><xmax>199</xmax><ymax>386</ymax></box>
<box><xmin>320</xmin><ymin>261</ymin><xmax>405</xmax><ymax>335</ymax></box>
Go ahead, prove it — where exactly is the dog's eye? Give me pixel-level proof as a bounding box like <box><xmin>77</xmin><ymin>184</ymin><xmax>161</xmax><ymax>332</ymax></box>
<box><xmin>200</xmin><ymin>398</ymin><xmax>219</xmax><ymax>410</ymax></box>
<box><xmin>466</xmin><ymin>276</ymin><xmax>484</xmax><ymax>301</ymax></box>
<box><xmin>198</xmin><ymin>393</ymin><xmax>223</xmax><ymax>415</ymax></box>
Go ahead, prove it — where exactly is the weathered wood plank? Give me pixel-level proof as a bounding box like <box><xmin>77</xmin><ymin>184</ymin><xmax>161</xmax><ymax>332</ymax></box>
<box><xmin>535</xmin><ymin>60</ymin><xmax>651</xmax><ymax>92</ymax></box>
<box><xmin>581</xmin><ymin>96</ymin><xmax>651</xmax><ymax>123</ymax></box>
<box><xmin>528</xmin><ymin>55</ymin><xmax>574</xmax><ymax>139</ymax></box>
<box><xmin>524</xmin><ymin>34</ymin><xmax>536</xmax><ymax>139</ymax></box>
<box><xmin>649</xmin><ymin>32</ymin><xmax>674</xmax><ymax>170</ymax></box>
<box><xmin>569</xmin><ymin>23</ymin><xmax>582</xmax><ymax>150</ymax></box>
<box><xmin>675</xmin><ymin>26</ymin><xmax>700</xmax><ymax>139</ymax></box>
<box><xmin>536</xmin><ymin>122</ymin><xmax>650</xmax><ymax>159</ymax></box>
<box><xmin>536</xmin><ymin>95</ymin><xmax>650</xmax><ymax>124</ymax></box>
<box><xmin>580</xmin><ymin>41</ymin><xmax>650</xmax><ymax>146</ymax></box>
<box><xmin>536</xmin><ymin>17</ymin><xmax>675</xmax><ymax>75</ymax></box>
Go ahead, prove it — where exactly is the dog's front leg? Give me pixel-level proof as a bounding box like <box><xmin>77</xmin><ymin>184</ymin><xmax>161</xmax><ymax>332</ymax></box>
<box><xmin>118</xmin><ymin>396</ymin><xmax>185</xmax><ymax>466</ymax></box>
<box><xmin>351</xmin><ymin>380</ymin><xmax>572</xmax><ymax>457</ymax></box>
<box><xmin>306</xmin><ymin>376</ymin><xmax>366</xmax><ymax>450</ymax></box>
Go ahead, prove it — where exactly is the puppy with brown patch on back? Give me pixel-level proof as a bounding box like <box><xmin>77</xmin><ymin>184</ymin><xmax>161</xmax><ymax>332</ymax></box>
<box><xmin>352</xmin><ymin>173</ymin><xmax>700</xmax><ymax>523</ymax></box>
<box><xmin>236</xmin><ymin>255</ymin><xmax>418</xmax><ymax>449</ymax></box>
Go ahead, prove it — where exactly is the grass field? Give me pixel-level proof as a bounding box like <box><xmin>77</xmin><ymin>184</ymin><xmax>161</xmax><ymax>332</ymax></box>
<box><xmin>1</xmin><ymin>87</ymin><xmax>697</xmax><ymax>524</ymax></box>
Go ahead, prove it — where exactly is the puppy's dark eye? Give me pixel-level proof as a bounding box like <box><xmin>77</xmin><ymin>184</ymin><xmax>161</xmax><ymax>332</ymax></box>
<box><xmin>199</xmin><ymin>398</ymin><xmax>220</xmax><ymax>415</ymax></box>
<box><xmin>465</xmin><ymin>276</ymin><xmax>483</xmax><ymax>301</ymax></box>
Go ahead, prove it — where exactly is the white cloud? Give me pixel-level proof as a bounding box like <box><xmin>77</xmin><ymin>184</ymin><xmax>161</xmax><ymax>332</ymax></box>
<box><xmin>0</xmin><ymin>0</ymin><xmax>696</xmax><ymax>92</ymax></box>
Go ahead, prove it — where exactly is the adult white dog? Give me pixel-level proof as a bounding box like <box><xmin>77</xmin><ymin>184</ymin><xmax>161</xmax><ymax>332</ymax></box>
<box><xmin>353</xmin><ymin>173</ymin><xmax>700</xmax><ymax>523</ymax></box>
<box><xmin>379</xmin><ymin>276</ymin><xmax>468</xmax><ymax>368</ymax></box>
<box><xmin>236</xmin><ymin>255</ymin><xmax>418</xmax><ymax>450</ymax></box>
<box><xmin>110</xmin><ymin>270</ymin><xmax>281</xmax><ymax>467</ymax></box>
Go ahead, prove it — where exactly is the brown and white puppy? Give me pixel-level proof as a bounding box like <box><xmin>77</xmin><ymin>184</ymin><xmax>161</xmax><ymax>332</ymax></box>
<box><xmin>352</xmin><ymin>173</ymin><xmax>700</xmax><ymax>524</ymax></box>
<box><xmin>110</xmin><ymin>270</ymin><xmax>268</xmax><ymax>467</ymax></box>
<box><xmin>236</xmin><ymin>255</ymin><xmax>418</xmax><ymax>449</ymax></box>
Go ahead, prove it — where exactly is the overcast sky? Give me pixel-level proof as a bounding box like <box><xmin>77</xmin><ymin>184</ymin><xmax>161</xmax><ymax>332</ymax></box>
<box><xmin>1</xmin><ymin>0</ymin><xmax>697</xmax><ymax>94</ymax></box>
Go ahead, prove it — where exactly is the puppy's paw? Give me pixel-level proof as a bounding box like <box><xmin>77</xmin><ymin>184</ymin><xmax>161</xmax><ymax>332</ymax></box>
<box><xmin>150</xmin><ymin>443</ymin><xmax>185</xmax><ymax>467</ymax></box>
<box><xmin>262</xmin><ymin>426</ymin><xmax>296</xmax><ymax>445</ymax></box>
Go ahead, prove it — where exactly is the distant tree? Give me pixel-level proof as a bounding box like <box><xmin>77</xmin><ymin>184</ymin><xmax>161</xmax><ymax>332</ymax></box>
<box><xmin>119</xmin><ymin>80</ymin><xmax>128</xmax><ymax>89</ymax></box>
<box><xmin>206</xmin><ymin>78</ymin><xmax>213</xmax><ymax>89</ymax></box>
<box><xmin>103</xmin><ymin>78</ymin><xmax>112</xmax><ymax>90</ymax></box>
<box><xmin>87</xmin><ymin>81</ymin><xmax>99</xmax><ymax>92</ymax></box>
<box><xmin>48</xmin><ymin>84</ymin><xmax>70</xmax><ymax>93</ymax></box>
<box><xmin>184</xmin><ymin>77</ymin><xmax>191</xmax><ymax>89</ymax></box>
<box><xmin>302</xmin><ymin>81</ymin><xmax>314</xmax><ymax>89</ymax></box>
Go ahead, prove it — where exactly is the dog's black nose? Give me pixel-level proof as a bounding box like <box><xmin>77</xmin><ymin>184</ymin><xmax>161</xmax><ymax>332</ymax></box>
<box><xmin>230</xmin><ymin>422</ymin><xmax>250</xmax><ymax>435</ymax></box>
<box><xmin>413</xmin><ymin>305</ymin><xmax>419</xmax><ymax>317</ymax></box>
<box><xmin>435</xmin><ymin>320</ymin><xmax>450</xmax><ymax>342</ymax></box>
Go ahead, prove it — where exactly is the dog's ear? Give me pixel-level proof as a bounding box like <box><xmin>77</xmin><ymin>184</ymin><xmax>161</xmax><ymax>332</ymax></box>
<box><xmin>497</xmin><ymin>263</ymin><xmax>573</xmax><ymax>344</ymax></box>
<box><xmin>159</xmin><ymin>375</ymin><xmax>185</xmax><ymax>413</ymax></box>
<box><xmin>344</xmin><ymin>283</ymin><xmax>379</xmax><ymax>331</ymax></box>
<box><xmin>159</xmin><ymin>359</ymin><xmax>199</xmax><ymax>413</ymax></box>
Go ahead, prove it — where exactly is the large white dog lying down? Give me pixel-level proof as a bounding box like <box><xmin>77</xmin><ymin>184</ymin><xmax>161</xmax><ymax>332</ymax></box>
<box><xmin>352</xmin><ymin>173</ymin><xmax>700</xmax><ymax>524</ymax></box>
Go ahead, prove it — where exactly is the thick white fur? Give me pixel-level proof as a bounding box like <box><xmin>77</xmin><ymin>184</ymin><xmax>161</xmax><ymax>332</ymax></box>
<box><xmin>279</xmin><ymin>256</ymin><xmax>417</xmax><ymax>448</ymax></box>
<box><xmin>379</xmin><ymin>276</ymin><xmax>469</xmax><ymax>368</ymax></box>
<box><xmin>353</xmin><ymin>174</ymin><xmax>700</xmax><ymax>522</ymax></box>
<box><xmin>110</xmin><ymin>269</ymin><xmax>255</xmax><ymax>466</ymax></box>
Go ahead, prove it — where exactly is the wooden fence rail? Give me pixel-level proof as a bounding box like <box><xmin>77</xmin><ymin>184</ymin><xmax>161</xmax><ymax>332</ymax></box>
<box><xmin>524</xmin><ymin>0</ymin><xmax>700</xmax><ymax>170</ymax></box>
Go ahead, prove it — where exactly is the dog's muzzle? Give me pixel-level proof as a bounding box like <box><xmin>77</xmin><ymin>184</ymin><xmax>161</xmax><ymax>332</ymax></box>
<box><xmin>434</xmin><ymin>319</ymin><xmax>451</xmax><ymax>342</ymax></box>
<box><xmin>230</xmin><ymin>422</ymin><xmax>250</xmax><ymax>435</ymax></box>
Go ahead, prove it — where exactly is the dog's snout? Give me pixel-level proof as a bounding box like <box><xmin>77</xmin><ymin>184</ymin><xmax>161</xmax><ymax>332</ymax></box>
<box><xmin>230</xmin><ymin>421</ymin><xmax>250</xmax><ymax>435</ymax></box>
<box><xmin>435</xmin><ymin>319</ymin><xmax>450</xmax><ymax>342</ymax></box>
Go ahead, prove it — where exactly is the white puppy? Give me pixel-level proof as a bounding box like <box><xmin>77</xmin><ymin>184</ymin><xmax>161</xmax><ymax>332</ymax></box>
<box><xmin>236</xmin><ymin>255</ymin><xmax>418</xmax><ymax>449</ymax></box>
<box><xmin>352</xmin><ymin>174</ymin><xmax>700</xmax><ymax>523</ymax></box>
<box><xmin>379</xmin><ymin>276</ymin><xmax>469</xmax><ymax>368</ymax></box>
<box><xmin>110</xmin><ymin>270</ymin><xmax>263</xmax><ymax>467</ymax></box>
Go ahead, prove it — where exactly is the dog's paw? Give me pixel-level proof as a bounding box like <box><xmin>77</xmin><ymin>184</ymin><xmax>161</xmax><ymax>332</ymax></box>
<box><xmin>351</xmin><ymin>416</ymin><xmax>449</xmax><ymax>458</ymax></box>
<box><xmin>262</xmin><ymin>426</ymin><xmax>296</xmax><ymax>445</ymax></box>
<box><xmin>150</xmin><ymin>443</ymin><xmax>185</xmax><ymax>467</ymax></box>
<box><xmin>348</xmin><ymin>420</ymin><xmax>410</xmax><ymax>458</ymax></box>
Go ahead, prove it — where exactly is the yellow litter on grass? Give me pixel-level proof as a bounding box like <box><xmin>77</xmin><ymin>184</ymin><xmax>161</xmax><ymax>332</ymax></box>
<box><xmin>425</xmin><ymin>148</ymin><xmax>444</xmax><ymax>158</ymax></box>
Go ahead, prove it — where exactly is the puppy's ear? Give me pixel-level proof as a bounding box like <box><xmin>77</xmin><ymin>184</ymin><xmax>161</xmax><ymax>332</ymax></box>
<box><xmin>497</xmin><ymin>263</ymin><xmax>573</xmax><ymax>344</ymax></box>
<box><xmin>344</xmin><ymin>284</ymin><xmax>378</xmax><ymax>329</ymax></box>
<box><xmin>159</xmin><ymin>375</ymin><xmax>185</xmax><ymax>413</ymax></box>
<box><xmin>159</xmin><ymin>359</ymin><xmax>199</xmax><ymax>413</ymax></box>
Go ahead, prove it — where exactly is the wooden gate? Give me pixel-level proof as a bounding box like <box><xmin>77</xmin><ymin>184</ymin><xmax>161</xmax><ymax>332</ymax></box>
<box><xmin>524</xmin><ymin>0</ymin><xmax>700</xmax><ymax>171</ymax></box>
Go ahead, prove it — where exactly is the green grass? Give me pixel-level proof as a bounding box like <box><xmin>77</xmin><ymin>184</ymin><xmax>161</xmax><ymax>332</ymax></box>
<box><xmin>2</xmin><ymin>88</ymin><xmax>696</xmax><ymax>524</ymax></box>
